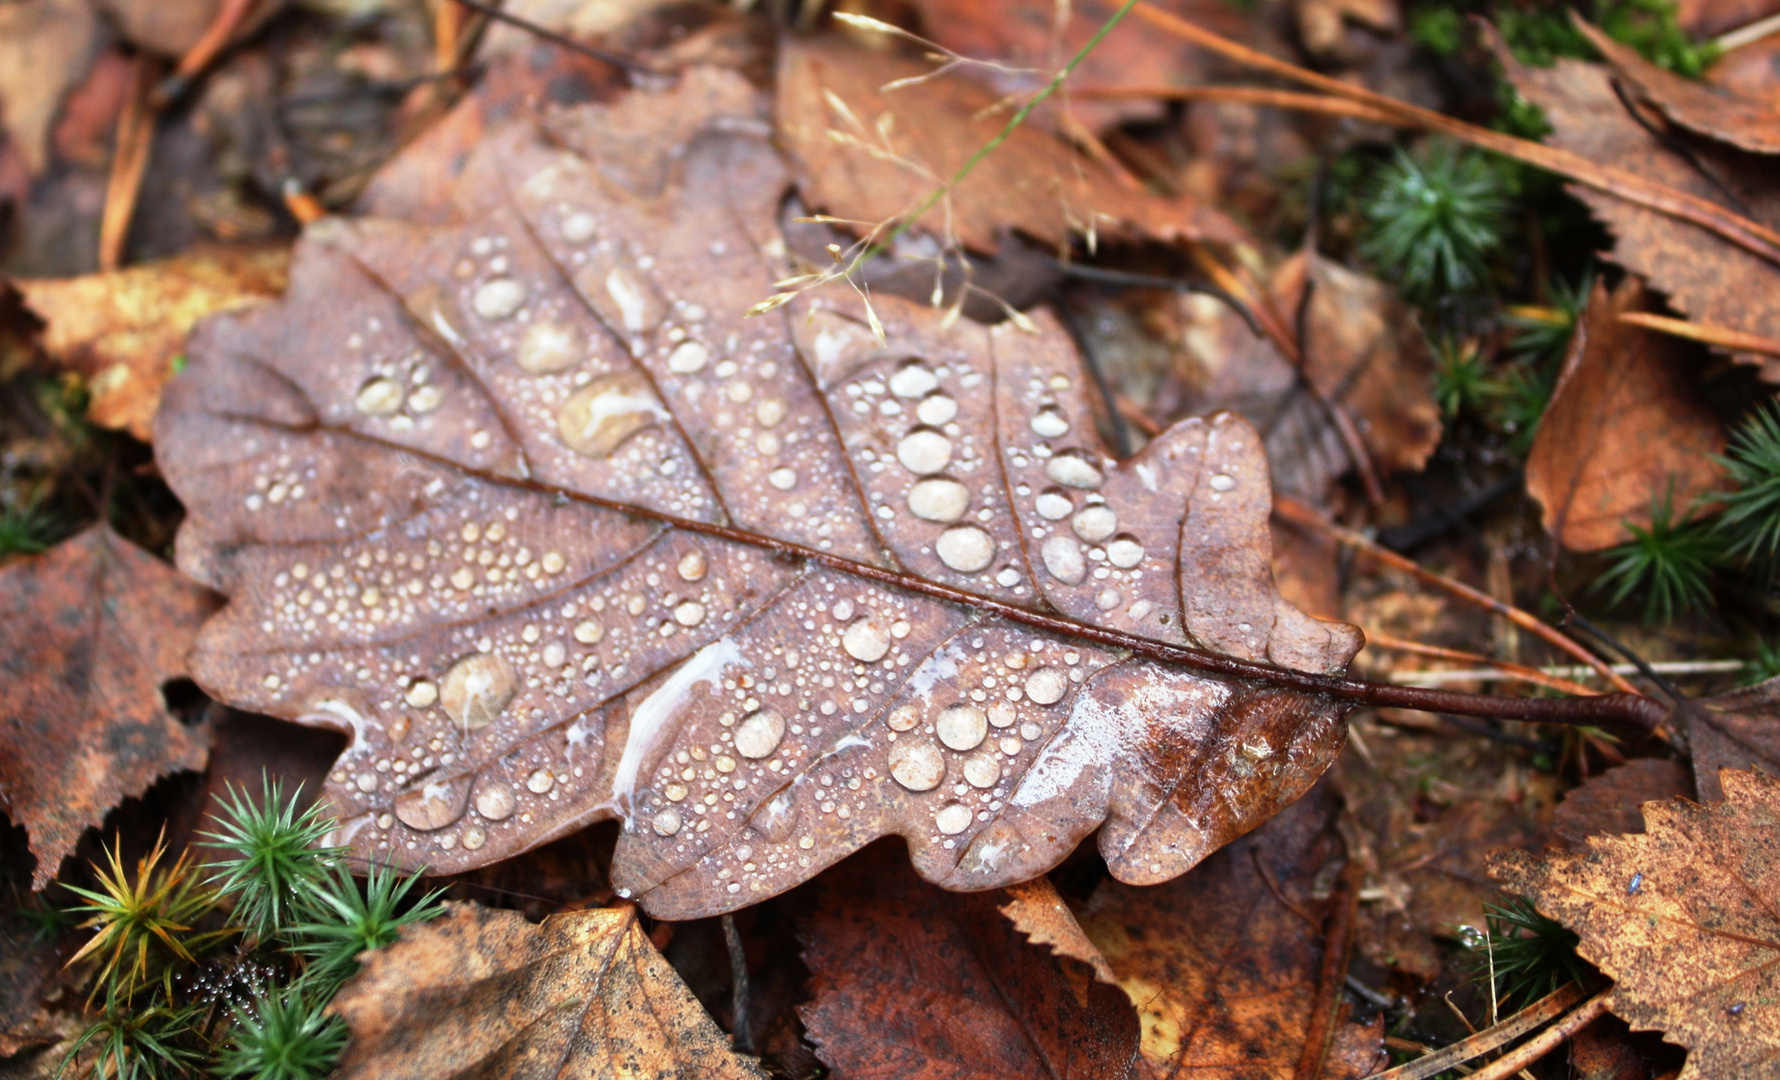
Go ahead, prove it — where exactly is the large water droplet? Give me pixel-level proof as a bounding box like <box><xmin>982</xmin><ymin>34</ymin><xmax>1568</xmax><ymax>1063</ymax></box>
<box><xmin>355</xmin><ymin>376</ymin><xmax>404</xmax><ymax>416</ymax></box>
<box><xmin>936</xmin><ymin>526</ymin><xmax>994</xmax><ymax>573</ymax></box>
<box><xmin>907</xmin><ymin>478</ymin><xmax>969</xmax><ymax>523</ymax></box>
<box><xmin>934</xmin><ymin>803</ymin><xmax>973</xmax><ymax>835</ymax></box>
<box><xmin>916</xmin><ymin>394</ymin><xmax>957</xmax><ymax>425</ymax></box>
<box><xmin>1106</xmin><ymin>535</ymin><xmax>1145</xmax><ymax>569</ymax></box>
<box><xmin>896</xmin><ymin>430</ymin><xmax>953</xmax><ymax>475</ymax></box>
<box><xmin>935</xmin><ymin>704</ymin><xmax>988</xmax><ymax>751</ymax></box>
<box><xmin>404</xmin><ymin>678</ymin><xmax>439</xmax><ymax>708</ymax></box>
<box><xmin>441</xmin><ymin>653</ymin><xmax>516</xmax><ymax>731</ymax></box>
<box><xmin>748</xmin><ymin>791</ymin><xmax>799</xmax><ymax>844</ymax></box>
<box><xmin>963</xmin><ymin>753</ymin><xmax>1001</xmax><ymax>789</ymax></box>
<box><xmin>889</xmin><ymin>363</ymin><xmax>938</xmax><ymax>399</ymax></box>
<box><xmin>889</xmin><ymin>739</ymin><xmax>945</xmax><ymax>791</ymax></box>
<box><xmin>1071</xmin><ymin>505</ymin><xmax>1117</xmax><ymax>543</ymax></box>
<box><xmin>842</xmin><ymin>618</ymin><xmax>891</xmax><ymax>663</ymax></box>
<box><xmin>735</xmin><ymin>707</ymin><xmax>787</xmax><ymax>759</ymax></box>
<box><xmin>516</xmin><ymin>321</ymin><xmax>581</xmax><ymax>373</ymax></box>
<box><xmin>557</xmin><ymin>372</ymin><xmax>661</xmax><ymax>459</ymax></box>
<box><xmin>394</xmin><ymin>777</ymin><xmax>470</xmax><ymax>831</ymax></box>
<box><xmin>1030</xmin><ymin>405</ymin><xmax>1070</xmax><ymax>438</ymax></box>
<box><xmin>1041</xmin><ymin>535</ymin><xmax>1086</xmax><ymax>585</ymax></box>
<box><xmin>475</xmin><ymin>780</ymin><xmax>517</xmax><ymax>821</ymax></box>
<box><xmin>1024</xmin><ymin>667</ymin><xmax>1068</xmax><ymax>705</ymax></box>
<box><xmin>1045</xmin><ymin>452</ymin><xmax>1103</xmax><ymax>489</ymax></box>
<box><xmin>1208</xmin><ymin>472</ymin><xmax>1236</xmax><ymax>492</ymax></box>
<box><xmin>473</xmin><ymin>278</ymin><xmax>526</xmax><ymax>320</ymax></box>
<box><xmin>652</xmin><ymin>808</ymin><xmax>683</xmax><ymax>836</ymax></box>
<box><xmin>667</xmin><ymin>341</ymin><xmax>710</xmax><ymax>374</ymax></box>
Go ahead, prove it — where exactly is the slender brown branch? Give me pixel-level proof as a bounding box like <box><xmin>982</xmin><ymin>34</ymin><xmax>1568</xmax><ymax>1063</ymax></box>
<box><xmin>1364</xmin><ymin>983</ymin><xmax>1584</xmax><ymax>1080</ymax></box>
<box><xmin>1296</xmin><ymin>859</ymin><xmax>1364</xmax><ymax>1080</ymax></box>
<box><xmin>1075</xmin><ymin>84</ymin><xmax>1408</xmax><ymax>126</ymax></box>
<box><xmin>1273</xmin><ymin>496</ymin><xmax>1641</xmax><ymax>696</ymax></box>
<box><xmin>1463</xmin><ymin>990</ymin><xmax>1611</xmax><ymax>1080</ymax></box>
<box><xmin>1130</xmin><ymin>2</ymin><xmax>1780</xmax><ymax>269</ymax></box>
<box><xmin>99</xmin><ymin>59</ymin><xmax>158</xmax><ymax>272</ymax></box>
<box><xmin>1617</xmin><ymin>311</ymin><xmax>1780</xmax><ymax>359</ymax></box>
<box><xmin>1364</xmin><ymin>632</ymin><xmax>1599</xmax><ymax>697</ymax></box>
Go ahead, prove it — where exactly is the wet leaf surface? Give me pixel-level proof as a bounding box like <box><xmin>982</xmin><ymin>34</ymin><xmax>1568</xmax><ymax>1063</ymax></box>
<box><xmin>1076</xmin><ymin>783</ymin><xmax>1383</xmax><ymax>1080</ymax></box>
<box><xmin>1495</xmin><ymin>36</ymin><xmax>1780</xmax><ymax>380</ymax></box>
<box><xmin>797</xmin><ymin>842</ymin><xmax>1141</xmax><ymax>1080</ymax></box>
<box><xmin>16</xmin><ymin>246</ymin><xmax>289</xmax><ymax>440</ymax></box>
<box><xmin>1576</xmin><ymin>18</ymin><xmax>1780</xmax><ymax>156</ymax></box>
<box><xmin>1681</xmin><ymin>677</ymin><xmax>1780</xmax><ymax>801</ymax></box>
<box><xmin>156</xmin><ymin>65</ymin><xmax>1365</xmax><ymax>918</ymax></box>
<box><xmin>1491</xmin><ymin>769</ymin><xmax>1780</xmax><ymax>1080</ymax></box>
<box><xmin>774</xmin><ymin>35</ymin><xmax>1245</xmax><ymax>255</ymax></box>
<box><xmin>1524</xmin><ymin>277</ymin><xmax>1726</xmax><ymax>552</ymax></box>
<box><xmin>1550</xmin><ymin>758</ymin><xmax>1693</xmax><ymax>851</ymax></box>
<box><xmin>0</xmin><ymin>525</ymin><xmax>216</xmax><ymax>888</ymax></box>
<box><xmin>329</xmin><ymin>899</ymin><xmax>765</xmax><ymax>1080</ymax></box>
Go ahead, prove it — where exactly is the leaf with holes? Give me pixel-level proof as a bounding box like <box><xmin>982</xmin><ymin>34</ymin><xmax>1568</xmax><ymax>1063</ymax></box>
<box><xmin>153</xmin><ymin>66</ymin><xmax>1651</xmax><ymax>920</ymax></box>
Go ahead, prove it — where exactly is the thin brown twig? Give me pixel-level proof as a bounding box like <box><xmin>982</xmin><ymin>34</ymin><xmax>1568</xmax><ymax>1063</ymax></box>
<box><xmin>1074</xmin><ymin>84</ymin><xmax>1408</xmax><ymax>126</ymax></box>
<box><xmin>1363</xmin><ymin>983</ymin><xmax>1584</xmax><ymax>1080</ymax></box>
<box><xmin>1463</xmin><ymin>990</ymin><xmax>1611</xmax><ymax>1080</ymax></box>
<box><xmin>1617</xmin><ymin>311</ymin><xmax>1780</xmax><ymax>358</ymax></box>
<box><xmin>98</xmin><ymin>58</ymin><xmax>158</xmax><ymax>272</ymax></box>
<box><xmin>1272</xmin><ymin>497</ymin><xmax>1642</xmax><ymax>696</ymax></box>
<box><xmin>1363</xmin><ymin>632</ymin><xmax>1600</xmax><ymax>697</ymax></box>
<box><xmin>1295</xmin><ymin>859</ymin><xmax>1364</xmax><ymax>1080</ymax></box>
<box><xmin>1130</xmin><ymin>2</ymin><xmax>1780</xmax><ymax>268</ymax></box>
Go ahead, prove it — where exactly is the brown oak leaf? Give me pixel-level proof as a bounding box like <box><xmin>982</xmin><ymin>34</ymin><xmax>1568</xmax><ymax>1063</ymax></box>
<box><xmin>1493</xmin><ymin>31</ymin><xmax>1780</xmax><ymax>380</ymax></box>
<box><xmin>774</xmin><ymin>35</ymin><xmax>1245</xmax><ymax>256</ymax></box>
<box><xmin>1574</xmin><ymin>18</ymin><xmax>1780</xmax><ymax>155</ymax></box>
<box><xmin>1490</xmin><ymin>769</ymin><xmax>1780</xmax><ymax>1080</ymax></box>
<box><xmin>0</xmin><ymin>526</ymin><xmax>216</xmax><ymax>888</ymax></box>
<box><xmin>329</xmin><ymin>900</ymin><xmax>763</xmax><ymax>1080</ymax></box>
<box><xmin>155</xmin><ymin>65</ymin><xmax>1371</xmax><ymax>919</ymax></box>
<box><xmin>1681</xmin><ymin>677</ymin><xmax>1780</xmax><ymax>801</ymax></box>
<box><xmin>1550</xmin><ymin>758</ymin><xmax>1693</xmax><ymax>851</ymax></box>
<box><xmin>1076</xmin><ymin>783</ymin><xmax>1383</xmax><ymax>1080</ymax></box>
<box><xmin>798</xmin><ymin>842</ymin><xmax>1142</xmax><ymax>1079</ymax></box>
<box><xmin>1524</xmin><ymin>276</ymin><xmax>1726</xmax><ymax>552</ymax></box>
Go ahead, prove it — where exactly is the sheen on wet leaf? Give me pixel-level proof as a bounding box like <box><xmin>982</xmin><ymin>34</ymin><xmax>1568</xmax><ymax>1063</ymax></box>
<box><xmin>155</xmin><ymin>65</ymin><xmax>1362</xmax><ymax>918</ymax></box>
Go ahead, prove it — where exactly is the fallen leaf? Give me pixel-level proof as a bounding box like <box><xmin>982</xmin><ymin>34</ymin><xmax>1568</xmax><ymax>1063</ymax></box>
<box><xmin>91</xmin><ymin>0</ymin><xmax>284</xmax><ymax>59</ymax></box>
<box><xmin>797</xmin><ymin>842</ymin><xmax>1142</xmax><ymax>1080</ymax></box>
<box><xmin>15</xmin><ymin>245</ymin><xmax>289</xmax><ymax>440</ymax></box>
<box><xmin>1491</xmin><ymin>769</ymin><xmax>1780</xmax><ymax>1080</ymax></box>
<box><xmin>0</xmin><ymin>0</ymin><xmax>102</xmax><ymax>177</ymax></box>
<box><xmin>1494</xmin><ymin>33</ymin><xmax>1780</xmax><ymax>380</ymax></box>
<box><xmin>155</xmin><ymin>65</ymin><xmax>1366</xmax><ymax>919</ymax></box>
<box><xmin>775</xmin><ymin>35</ymin><xmax>1244</xmax><ymax>256</ymax></box>
<box><xmin>1523</xmin><ymin>276</ymin><xmax>1726</xmax><ymax>552</ymax></box>
<box><xmin>1675</xmin><ymin>0</ymin><xmax>1780</xmax><ymax>37</ymax></box>
<box><xmin>1681</xmin><ymin>677</ymin><xmax>1780</xmax><ymax>801</ymax></box>
<box><xmin>1550</xmin><ymin>758</ymin><xmax>1693</xmax><ymax>851</ymax></box>
<box><xmin>1076</xmin><ymin>782</ymin><xmax>1384</xmax><ymax>1080</ymax></box>
<box><xmin>1575</xmin><ymin>18</ymin><xmax>1780</xmax><ymax>154</ymax></box>
<box><xmin>329</xmin><ymin>900</ymin><xmax>764</xmax><ymax>1080</ymax></box>
<box><xmin>0</xmin><ymin>526</ymin><xmax>216</xmax><ymax>888</ymax></box>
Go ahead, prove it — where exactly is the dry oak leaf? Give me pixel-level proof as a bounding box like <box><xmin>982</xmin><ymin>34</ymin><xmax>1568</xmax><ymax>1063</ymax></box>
<box><xmin>798</xmin><ymin>842</ymin><xmax>1142</xmax><ymax>1080</ymax></box>
<box><xmin>0</xmin><ymin>525</ymin><xmax>216</xmax><ymax>888</ymax></box>
<box><xmin>1494</xmin><ymin>33</ymin><xmax>1780</xmax><ymax>380</ymax></box>
<box><xmin>1574</xmin><ymin>18</ymin><xmax>1780</xmax><ymax>155</ymax></box>
<box><xmin>1524</xmin><ymin>276</ymin><xmax>1726</xmax><ymax>552</ymax></box>
<box><xmin>1681</xmin><ymin>676</ymin><xmax>1780</xmax><ymax>802</ymax></box>
<box><xmin>329</xmin><ymin>900</ymin><xmax>763</xmax><ymax>1080</ymax></box>
<box><xmin>1076</xmin><ymin>782</ymin><xmax>1383</xmax><ymax>1080</ymax></box>
<box><xmin>1490</xmin><ymin>769</ymin><xmax>1780</xmax><ymax>1080</ymax></box>
<box><xmin>156</xmin><ymin>66</ymin><xmax>1363</xmax><ymax>920</ymax></box>
<box><xmin>775</xmin><ymin>35</ymin><xmax>1245</xmax><ymax>257</ymax></box>
<box><xmin>15</xmin><ymin>245</ymin><xmax>289</xmax><ymax>440</ymax></box>
<box><xmin>1550</xmin><ymin>758</ymin><xmax>1693</xmax><ymax>852</ymax></box>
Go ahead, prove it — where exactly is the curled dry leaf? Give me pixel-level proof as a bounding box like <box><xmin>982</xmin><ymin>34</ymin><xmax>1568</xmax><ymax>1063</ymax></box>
<box><xmin>774</xmin><ymin>35</ymin><xmax>1245</xmax><ymax>256</ymax></box>
<box><xmin>1493</xmin><ymin>33</ymin><xmax>1780</xmax><ymax>380</ymax></box>
<box><xmin>1574</xmin><ymin>18</ymin><xmax>1780</xmax><ymax>155</ymax></box>
<box><xmin>798</xmin><ymin>842</ymin><xmax>1141</xmax><ymax>1080</ymax></box>
<box><xmin>0</xmin><ymin>526</ymin><xmax>216</xmax><ymax>888</ymax></box>
<box><xmin>16</xmin><ymin>246</ymin><xmax>290</xmax><ymax>440</ymax></box>
<box><xmin>1076</xmin><ymin>784</ymin><xmax>1383</xmax><ymax>1080</ymax></box>
<box><xmin>156</xmin><ymin>66</ymin><xmax>1367</xmax><ymax>918</ymax></box>
<box><xmin>1524</xmin><ymin>277</ymin><xmax>1726</xmax><ymax>552</ymax></box>
<box><xmin>1681</xmin><ymin>677</ymin><xmax>1780</xmax><ymax>801</ymax></box>
<box><xmin>1490</xmin><ymin>769</ymin><xmax>1780</xmax><ymax>1080</ymax></box>
<box><xmin>329</xmin><ymin>901</ymin><xmax>763</xmax><ymax>1080</ymax></box>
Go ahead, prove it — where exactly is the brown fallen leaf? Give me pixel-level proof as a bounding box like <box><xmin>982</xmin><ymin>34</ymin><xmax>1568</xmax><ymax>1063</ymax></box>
<box><xmin>1523</xmin><ymin>277</ymin><xmax>1726</xmax><ymax>552</ymax></box>
<box><xmin>1490</xmin><ymin>769</ymin><xmax>1780</xmax><ymax>1080</ymax></box>
<box><xmin>1494</xmin><ymin>33</ymin><xmax>1780</xmax><ymax>380</ymax></box>
<box><xmin>1076</xmin><ymin>783</ymin><xmax>1383</xmax><ymax>1080</ymax></box>
<box><xmin>1680</xmin><ymin>677</ymin><xmax>1780</xmax><ymax>801</ymax></box>
<box><xmin>774</xmin><ymin>35</ymin><xmax>1245</xmax><ymax>256</ymax></box>
<box><xmin>1550</xmin><ymin>758</ymin><xmax>1693</xmax><ymax>851</ymax></box>
<box><xmin>797</xmin><ymin>842</ymin><xmax>1142</xmax><ymax>1080</ymax></box>
<box><xmin>0</xmin><ymin>0</ymin><xmax>102</xmax><ymax>178</ymax></box>
<box><xmin>91</xmin><ymin>0</ymin><xmax>283</xmax><ymax>59</ymax></box>
<box><xmin>155</xmin><ymin>64</ymin><xmax>1380</xmax><ymax>917</ymax></box>
<box><xmin>1574</xmin><ymin>18</ymin><xmax>1780</xmax><ymax>155</ymax></box>
<box><xmin>15</xmin><ymin>245</ymin><xmax>289</xmax><ymax>440</ymax></box>
<box><xmin>0</xmin><ymin>526</ymin><xmax>216</xmax><ymax>888</ymax></box>
<box><xmin>329</xmin><ymin>900</ymin><xmax>764</xmax><ymax>1080</ymax></box>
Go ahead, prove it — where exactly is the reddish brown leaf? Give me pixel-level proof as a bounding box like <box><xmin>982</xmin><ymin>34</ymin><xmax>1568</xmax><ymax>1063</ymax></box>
<box><xmin>16</xmin><ymin>246</ymin><xmax>289</xmax><ymax>440</ymax></box>
<box><xmin>1490</xmin><ymin>769</ymin><xmax>1780</xmax><ymax>1080</ymax></box>
<box><xmin>155</xmin><ymin>65</ymin><xmax>1367</xmax><ymax>918</ymax></box>
<box><xmin>330</xmin><ymin>900</ymin><xmax>764</xmax><ymax>1080</ymax></box>
<box><xmin>1524</xmin><ymin>277</ymin><xmax>1726</xmax><ymax>552</ymax></box>
<box><xmin>1550</xmin><ymin>758</ymin><xmax>1693</xmax><ymax>851</ymax></box>
<box><xmin>0</xmin><ymin>0</ymin><xmax>101</xmax><ymax>177</ymax></box>
<box><xmin>1076</xmin><ymin>784</ymin><xmax>1383</xmax><ymax>1080</ymax></box>
<box><xmin>798</xmin><ymin>842</ymin><xmax>1142</xmax><ymax>1080</ymax></box>
<box><xmin>1495</xmin><ymin>36</ymin><xmax>1780</xmax><ymax>380</ymax></box>
<box><xmin>1682</xmin><ymin>677</ymin><xmax>1780</xmax><ymax>801</ymax></box>
<box><xmin>1575</xmin><ymin>18</ymin><xmax>1780</xmax><ymax>155</ymax></box>
<box><xmin>0</xmin><ymin>526</ymin><xmax>216</xmax><ymax>888</ymax></box>
<box><xmin>774</xmin><ymin>35</ymin><xmax>1244</xmax><ymax>256</ymax></box>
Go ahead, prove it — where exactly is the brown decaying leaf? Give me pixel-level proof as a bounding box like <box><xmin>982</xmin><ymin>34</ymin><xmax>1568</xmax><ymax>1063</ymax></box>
<box><xmin>91</xmin><ymin>0</ymin><xmax>284</xmax><ymax>60</ymax></box>
<box><xmin>155</xmin><ymin>66</ymin><xmax>1368</xmax><ymax>917</ymax></box>
<box><xmin>1491</xmin><ymin>769</ymin><xmax>1780</xmax><ymax>1080</ymax></box>
<box><xmin>0</xmin><ymin>526</ymin><xmax>216</xmax><ymax>888</ymax></box>
<box><xmin>774</xmin><ymin>35</ymin><xmax>1245</xmax><ymax>256</ymax></box>
<box><xmin>15</xmin><ymin>246</ymin><xmax>289</xmax><ymax>440</ymax></box>
<box><xmin>0</xmin><ymin>0</ymin><xmax>101</xmax><ymax>178</ymax></box>
<box><xmin>1523</xmin><ymin>277</ymin><xmax>1726</xmax><ymax>552</ymax></box>
<box><xmin>1682</xmin><ymin>676</ymin><xmax>1780</xmax><ymax>801</ymax></box>
<box><xmin>1550</xmin><ymin>758</ymin><xmax>1693</xmax><ymax>851</ymax></box>
<box><xmin>1574</xmin><ymin>18</ymin><xmax>1780</xmax><ymax>155</ymax></box>
<box><xmin>797</xmin><ymin>842</ymin><xmax>1142</xmax><ymax>1080</ymax></box>
<box><xmin>1495</xmin><ymin>37</ymin><xmax>1780</xmax><ymax>381</ymax></box>
<box><xmin>1077</xmin><ymin>783</ymin><xmax>1383</xmax><ymax>1080</ymax></box>
<box><xmin>329</xmin><ymin>900</ymin><xmax>764</xmax><ymax>1080</ymax></box>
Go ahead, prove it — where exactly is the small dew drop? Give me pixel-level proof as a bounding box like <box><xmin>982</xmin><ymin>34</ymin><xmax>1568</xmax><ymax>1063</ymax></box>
<box><xmin>355</xmin><ymin>376</ymin><xmax>404</xmax><ymax>416</ymax></box>
<box><xmin>573</xmin><ymin>618</ymin><xmax>605</xmax><ymax>644</ymax></box>
<box><xmin>526</xmin><ymin>768</ymin><xmax>555</xmax><ymax>794</ymax></box>
<box><xmin>472</xmin><ymin>278</ymin><xmax>527</xmax><ymax>320</ymax></box>
<box><xmin>1034</xmin><ymin>490</ymin><xmax>1073</xmax><ymax>520</ymax></box>
<box><xmin>1208</xmin><ymin>473</ymin><xmax>1236</xmax><ymax>492</ymax></box>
